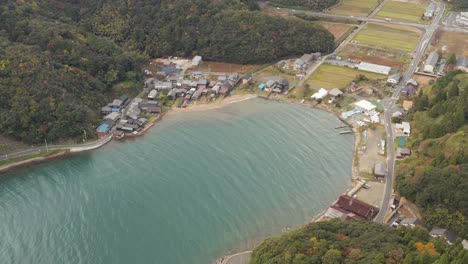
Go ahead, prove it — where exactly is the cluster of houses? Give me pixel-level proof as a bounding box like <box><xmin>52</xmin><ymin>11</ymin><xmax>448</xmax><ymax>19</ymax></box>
<box><xmin>392</xmin><ymin>217</ymin><xmax>466</xmax><ymax>247</ymax></box>
<box><xmin>97</xmin><ymin>95</ymin><xmax>150</xmax><ymax>138</ymax></box>
<box><xmin>146</xmin><ymin>72</ymin><xmax>241</xmax><ymax>108</ymax></box>
<box><xmin>310</xmin><ymin>88</ymin><xmax>344</xmax><ymax>103</ymax></box>
<box><xmin>258</xmin><ymin>78</ymin><xmax>289</xmax><ymax>93</ymax></box>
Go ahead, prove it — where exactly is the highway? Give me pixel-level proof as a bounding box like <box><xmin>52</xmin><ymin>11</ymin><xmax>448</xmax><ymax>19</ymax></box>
<box><xmin>374</xmin><ymin>0</ymin><xmax>446</xmax><ymax>223</ymax></box>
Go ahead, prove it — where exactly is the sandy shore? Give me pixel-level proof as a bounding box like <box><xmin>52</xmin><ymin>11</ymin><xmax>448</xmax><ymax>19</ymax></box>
<box><xmin>171</xmin><ymin>94</ymin><xmax>258</xmax><ymax>113</ymax></box>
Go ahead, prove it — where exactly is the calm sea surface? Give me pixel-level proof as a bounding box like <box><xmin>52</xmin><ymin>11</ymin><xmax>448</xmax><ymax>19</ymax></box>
<box><xmin>0</xmin><ymin>99</ymin><xmax>354</xmax><ymax>264</ymax></box>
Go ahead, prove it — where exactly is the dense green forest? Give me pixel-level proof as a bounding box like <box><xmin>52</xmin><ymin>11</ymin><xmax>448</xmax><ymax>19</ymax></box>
<box><xmin>270</xmin><ymin>0</ymin><xmax>339</xmax><ymax>10</ymax></box>
<box><xmin>396</xmin><ymin>71</ymin><xmax>468</xmax><ymax>239</ymax></box>
<box><xmin>0</xmin><ymin>0</ymin><xmax>334</xmax><ymax>144</ymax></box>
<box><xmin>250</xmin><ymin>219</ymin><xmax>468</xmax><ymax>264</ymax></box>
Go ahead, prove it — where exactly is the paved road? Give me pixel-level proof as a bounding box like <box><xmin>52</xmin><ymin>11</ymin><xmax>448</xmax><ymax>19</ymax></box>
<box><xmin>266</xmin><ymin>5</ymin><xmax>428</xmax><ymax>29</ymax></box>
<box><xmin>0</xmin><ymin>135</ymin><xmax>113</xmax><ymax>162</ymax></box>
<box><xmin>374</xmin><ymin>0</ymin><xmax>445</xmax><ymax>224</ymax></box>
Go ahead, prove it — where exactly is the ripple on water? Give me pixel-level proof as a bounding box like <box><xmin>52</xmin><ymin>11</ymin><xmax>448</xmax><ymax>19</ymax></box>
<box><xmin>0</xmin><ymin>99</ymin><xmax>354</xmax><ymax>264</ymax></box>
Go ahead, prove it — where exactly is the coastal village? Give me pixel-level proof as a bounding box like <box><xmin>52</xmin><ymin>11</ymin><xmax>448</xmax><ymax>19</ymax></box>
<box><xmin>91</xmin><ymin>2</ymin><xmax>468</xmax><ymax>249</ymax></box>
<box><xmin>1</xmin><ymin>0</ymin><xmax>467</xmax><ymax>263</ymax></box>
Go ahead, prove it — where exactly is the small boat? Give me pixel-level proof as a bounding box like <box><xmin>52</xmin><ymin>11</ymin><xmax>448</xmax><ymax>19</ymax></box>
<box><xmin>335</xmin><ymin>124</ymin><xmax>349</xmax><ymax>129</ymax></box>
<box><xmin>339</xmin><ymin>130</ymin><xmax>353</xmax><ymax>134</ymax></box>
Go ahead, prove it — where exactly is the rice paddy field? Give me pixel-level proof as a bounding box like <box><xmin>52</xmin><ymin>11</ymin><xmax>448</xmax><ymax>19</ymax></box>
<box><xmin>353</xmin><ymin>23</ymin><xmax>421</xmax><ymax>52</ymax></box>
<box><xmin>317</xmin><ymin>22</ymin><xmax>356</xmax><ymax>44</ymax></box>
<box><xmin>329</xmin><ymin>0</ymin><xmax>380</xmax><ymax>17</ymax></box>
<box><xmin>306</xmin><ymin>64</ymin><xmax>385</xmax><ymax>89</ymax></box>
<box><xmin>375</xmin><ymin>0</ymin><xmax>429</xmax><ymax>22</ymax></box>
<box><xmin>430</xmin><ymin>30</ymin><xmax>468</xmax><ymax>57</ymax></box>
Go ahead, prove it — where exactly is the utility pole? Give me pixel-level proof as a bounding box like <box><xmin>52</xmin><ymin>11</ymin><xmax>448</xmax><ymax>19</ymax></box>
<box><xmin>83</xmin><ymin>130</ymin><xmax>87</xmax><ymax>143</ymax></box>
<box><xmin>45</xmin><ymin>138</ymin><xmax>49</xmax><ymax>152</ymax></box>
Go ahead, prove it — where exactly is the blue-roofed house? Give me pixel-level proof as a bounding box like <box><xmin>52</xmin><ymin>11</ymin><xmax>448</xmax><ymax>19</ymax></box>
<box><xmin>258</xmin><ymin>83</ymin><xmax>266</xmax><ymax>90</ymax></box>
<box><xmin>96</xmin><ymin>123</ymin><xmax>111</xmax><ymax>138</ymax></box>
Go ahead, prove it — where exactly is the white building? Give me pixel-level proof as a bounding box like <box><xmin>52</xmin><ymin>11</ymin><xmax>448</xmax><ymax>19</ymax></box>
<box><xmin>424</xmin><ymin>2</ymin><xmax>435</xmax><ymax>18</ymax></box>
<box><xmin>148</xmin><ymin>89</ymin><xmax>158</xmax><ymax>100</ymax></box>
<box><xmin>311</xmin><ymin>88</ymin><xmax>328</xmax><ymax>100</ymax></box>
<box><xmin>396</xmin><ymin>122</ymin><xmax>411</xmax><ymax>136</ymax></box>
<box><xmin>355</xmin><ymin>100</ymin><xmax>376</xmax><ymax>112</ymax></box>
<box><xmin>192</xmin><ymin>55</ymin><xmax>202</xmax><ymax>66</ymax></box>
<box><xmin>358</xmin><ymin>62</ymin><xmax>391</xmax><ymax>75</ymax></box>
<box><xmin>455</xmin><ymin>12</ymin><xmax>468</xmax><ymax>27</ymax></box>
<box><xmin>424</xmin><ymin>52</ymin><xmax>439</xmax><ymax>73</ymax></box>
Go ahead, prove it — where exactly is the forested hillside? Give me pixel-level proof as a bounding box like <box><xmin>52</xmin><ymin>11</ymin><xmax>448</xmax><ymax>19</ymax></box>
<box><xmin>0</xmin><ymin>0</ymin><xmax>335</xmax><ymax>144</ymax></box>
<box><xmin>396</xmin><ymin>71</ymin><xmax>468</xmax><ymax>239</ymax></box>
<box><xmin>250</xmin><ymin>219</ymin><xmax>468</xmax><ymax>264</ymax></box>
<box><xmin>270</xmin><ymin>0</ymin><xmax>339</xmax><ymax>10</ymax></box>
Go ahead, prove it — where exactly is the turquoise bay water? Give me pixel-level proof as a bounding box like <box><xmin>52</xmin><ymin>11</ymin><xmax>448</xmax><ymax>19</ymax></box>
<box><xmin>0</xmin><ymin>99</ymin><xmax>353</xmax><ymax>264</ymax></box>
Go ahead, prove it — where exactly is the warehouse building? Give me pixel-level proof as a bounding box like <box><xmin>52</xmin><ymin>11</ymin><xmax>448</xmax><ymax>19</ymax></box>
<box><xmin>357</xmin><ymin>62</ymin><xmax>391</xmax><ymax>75</ymax></box>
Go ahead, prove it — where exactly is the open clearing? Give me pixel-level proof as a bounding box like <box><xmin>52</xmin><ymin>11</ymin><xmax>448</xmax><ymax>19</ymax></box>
<box><xmin>306</xmin><ymin>64</ymin><xmax>385</xmax><ymax>89</ymax></box>
<box><xmin>430</xmin><ymin>30</ymin><xmax>468</xmax><ymax>57</ymax></box>
<box><xmin>194</xmin><ymin>62</ymin><xmax>259</xmax><ymax>73</ymax></box>
<box><xmin>353</xmin><ymin>23</ymin><xmax>421</xmax><ymax>52</ymax></box>
<box><xmin>329</xmin><ymin>0</ymin><xmax>379</xmax><ymax>17</ymax></box>
<box><xmin>254</xmin><ymin>66</ymin><xmax>299</xmax><ymax>85</ymax></box>
<box><xmin>317</xmin><ymin>22</ymin><xmax>355</xmax><ymax>44</ymax></box>
<box><xmin>338</xmin><ymin>44</ymin><xmax>410</xmax><ymax>69</ymax></box>
<box><xmin>375</xmin><ymin>0</ymin><xmax>429</xmax><ymax>22</ymax></box>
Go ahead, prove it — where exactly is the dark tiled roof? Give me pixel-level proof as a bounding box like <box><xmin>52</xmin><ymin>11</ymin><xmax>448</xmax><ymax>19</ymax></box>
<box><xmin>336</xmin><ymin>195</ymin><xmax>379</xmax><ymax>220</ymax></box>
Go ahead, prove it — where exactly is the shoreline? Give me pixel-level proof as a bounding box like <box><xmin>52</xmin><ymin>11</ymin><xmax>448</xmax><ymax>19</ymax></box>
<box><xmin>0</xmin><ymin>150</ymin><xmax>71</xmax><ymax>174</ymax></box>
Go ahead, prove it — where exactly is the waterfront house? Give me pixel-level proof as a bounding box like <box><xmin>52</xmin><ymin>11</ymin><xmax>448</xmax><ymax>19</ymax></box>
<box><xmin>374</xmin><ymin>163</ymin><xmax>387</xmax><ymax>178</ymax></box>
<box><xmin>328</xmin><ymin>88</ymin><xmax>343</xmax><ymax>103</ymax></box>
<box><xmin>430</xmin><ymin>227</ymin><xmax>457</xmax><ymax>245</ymax></box>
<box><xmin>387</xmin><ymin>73</ymin><xmax>401</xmax><ymax>85</ymax></box>
<box><xmin>400</xmin><ymin>218</ymin><xmax>423</xmax><ymax>228</ymax></box>
<box><xmin>258</xmin><ymin>83</ymin><xmax>266</xmax><ymax>90</ymax></box>
<box><xmin>219</xmin><ymin>84</ymin><xmax>231</xmax><ymax>96</ymax></box>
<box><xmin>335</xmin><ymin>195</ymin><xmax>379</xmax><ymax>220</ymax></box>
<box><xmin>191</xmin><ymin>90</ymin><xmax>202</xmax><ymax>100</ymax></box>
<box><xmin>218</xmin><ymin>75</ymin><xmax>227</xmax><ymax>82</ymax></box>
<box><xmin>96</xmin><ymin>123</ymin><xmax>111</xmax><ymax>138</ymax></box>
<box><xmin>355</xmin><ymin>100</ymin><xmax>376</xmax><ymax>112</ymax></box>
<box><xmin>311</xmin><ymin>88</ymin><xmax>328</xmax><ymax>101</ymax></box>
<box><xmin>242</xmin><ymin>73</ymin><xmax>252</xmax><ymax>84</ymax></box>
<box><xmin>424</xmin><ymin>52</ymin><xmax>439</xmax><ymax>73</ymax></box>
<box><xmin>104</xmin><ymin>112</ymin><xmax>120</xmax><ymax>124</ymax></box>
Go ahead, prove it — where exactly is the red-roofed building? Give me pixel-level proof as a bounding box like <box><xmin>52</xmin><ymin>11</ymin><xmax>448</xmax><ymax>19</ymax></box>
<box><xmin>335</xmin><ymin>195</ymin><xmax>379</xmax><ymax>220</ymax></box>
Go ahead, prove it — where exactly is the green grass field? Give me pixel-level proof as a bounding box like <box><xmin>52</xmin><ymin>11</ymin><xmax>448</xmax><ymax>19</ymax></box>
<box><xmin>329</xmin><ymin>0</ymin><xmax>379</xmax><ymax>17</ymax></box>
<box><xmin>306</xmin><ymin>64</ymin><xmax>385</xmax><ymax>89</ymax></box>
<box><xmin>353</xmin><ymin>23</ymin><xmax>421</xmax><ymax>52</ymax></box>
<box><xmin>375</xmin><ymin>1</ymin><xmax>428</xmax><ymax>22</ymax></box>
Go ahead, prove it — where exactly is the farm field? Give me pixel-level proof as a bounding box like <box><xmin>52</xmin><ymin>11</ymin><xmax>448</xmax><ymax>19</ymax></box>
<box><xmin>353</xmin><ymin>23</ymin><xmax>421</xmax><ymax>52</ymax></box>
<box><xmin>329</xmin><ymin>0</ymin><xmax>379</xmax><ymax>17</ymax></box>
<box><xmin>317</xmin><ymin>22</ymin><xmax>356</xmax><ymax>44</ymax></box>
<box><xmin>375</xmin><ymin>0</ymin><xmax>429</xmax><ymax>22</ymax></box>
<box><xmin>306</xmin><ymin>64</ymin><xmax>385</xmax><ymax>89</ymax></box>
<box><xmin>338</xmin><ymin>44</ymin><xmax>410</xmax><ymax>69</ymax></box>
<box><xmin>430</xmin><ymin>30</ymin><xmax>468</xmax><ymax>57</ymax></box>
